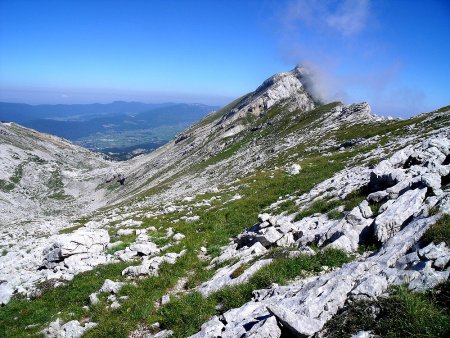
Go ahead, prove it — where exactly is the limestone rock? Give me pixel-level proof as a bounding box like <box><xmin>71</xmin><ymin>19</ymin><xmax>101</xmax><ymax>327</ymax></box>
<box><xmin>386</xmin><ymin>176</ymin><xmax>421</xmax><ymax>199</ymax></box>
<box><xmin>434</xmin><ymin>254</ymin><xmax>450</xmax><ymax>270</ymax></box>
<box><xmin>129</xmin><ymin>242</ymin><xmax>159</xmax><ymax>256</ymax></box>
<box><xmin>42</xmin><ymin>229</ymin><xmax>110</xmax><ymax>268</ymax></box>
<box><xmin>255</xmin><ymin>227</ymin><xmax>283</xmax><ymax>247</ymax></box>
<box><xmin>122</xmin><ymin>250</ymin><xmax>186</xmax><ymax>278</ymax></box>
<box><xmin>421</xmin><ymin>172</ymin><xmax>442</xmax><ymax>194</ymax></box>
<box><xmin>267</xmin><ymin>304</ymin><xmax>323</xmax><ymax>337</ymax></box>
<box><xmin>99</xmin><ymin>279</ymin><xmax>125</xmax><ymax>294</ymax></box>
<box><xmin>41</xmin><ymin>319</ymin><xmax>97</xmax><ymax>338</ymax></box>
<box><xmin>395</xmin><ymin>252</ymin><xmax>420</xmax><ymax>269</ymax></box>
<box><xmin>117</xmin><ymin>229</ymin><xmax>134</xmax><ymax>236</ymax></box>
<box><xmin>351</xmin><ymin>331</ymin><xmax>376</xmax><ymax>338</ymax></box>
<box><xmin>191</xmin><ymin>214</ymin><xmax>442</xmax><ymax>337</ymax></box>
<box><xmin>189</xmin><ymin>315</ymin><xmax>224</xmax><ymax>338</ymax></box>
<box><xmin>358</xmin><ymin>200</ymin><xmax>373</xmax><ymax>218</ymax></box>
<box><xmin>286</xmin><ymin>164</ymin><xmax>301</xmax><ymax>175</ymax></box>
<box><xmin>350</xmin><ymin>275</ymin><xmax>387</xmax><ymax>300</ymax></box>
<box><xmin>407</xmin><ymin>261</ymin><xmax>450</xmax><ymax>291</ymax></box>
<box><xmin>211</xmin><ymin>242</ymin><xmax>267</xmax><ymax>265</ymax></box>
<box><xmin>258</xmin><ymin>213</ymin><xmax>271</xmax><ymax>223</ymax></box>
<box><xmin>276</xmin><ymin>232</ymin><xmax>295</xmax><ymax>247</ymax></box>
<box><xmin>374</xmin><ymin>187</ymin><xmax>427</xmax><ymax>242</ymax></box>
<box><xmin>198</xmin><ymin>258</ymin><xmax>272</xmax><ymax>296</ymax></box>
<box><xmin>149</xmin><ymin>329</ymin><xmax>174</xmax><ymax>338</ymax></box>
<box><xmin>172</xmin><ymin>233</ymin><xmax>185</xmax><ymax>241</ymax></box>
<box><xmin>219</xmin><ymin>66</ymin><xmax>315</xmax><ymax>127</ymax></box>
<box><xmin>0</xmin><ymin>284</ymin><xmax>14</xmax><ymax>305</ymax></box>
<box><xmin>367</xmin><ymin>191</ymin><xmax>388</xmax><ymax>203</ymax></box>
<box><xmin>89</xmin><ymin>292</ymin><xmax>99</xmax><ymax>305</ymax></box>
<box><xmin>160</xmin><ymin>294</ymin><xmax>170</xmax><ymax>305</ymax></box>
<box><xmin>118</xmin><ymin>249</ymin><xmax>138</xmax><ymax>261</ymax></box>
<box><xmin>243</xmin><ymin>316</ymin><xmax>281</xmax><ymax>338</ymax></box>
<box><xmin>418</xmin><ymin>242</ymin><xmax>449</xmax><ymax>260</ymax></box>
<box><xmin>185</xmin><ymin>215</ymin><xmax>200</xmax><ymax>223</ymax></box>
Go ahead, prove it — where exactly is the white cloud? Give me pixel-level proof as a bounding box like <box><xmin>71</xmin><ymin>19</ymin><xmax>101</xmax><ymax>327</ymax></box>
<box><xmin>283</xmin><ymin>0</ymin><xmax>370</xmax><ymax>36</ymax></box>
<box><xmin>297</xmin><ymin>61</ymin><xmax>347</xmax><ymax>103</ymax></box>
<box><xmin>326</xmin><ymin>0</ymin><xmax>370</xmax><ymax>35</ymax></box>
<box><xmin>275</xmin><ymin>0</ymin><xmax>431</xmax><ymax>117</ymax></box>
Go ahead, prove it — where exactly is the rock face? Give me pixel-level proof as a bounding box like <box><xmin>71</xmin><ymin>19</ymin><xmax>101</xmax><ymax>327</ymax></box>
<box><xmin>198</xmin><ymin>257</ymin><xmax>273</xmax><ymax>296</ymax></box>
<box><xmin>332</xmin><ymin>102</ymin><xmax>377</xmax><ymax>124</ymax></box>
<box><xmin>374</xmin><ymin>187</ymin><xmax>427</xmax><ymax>242</ymax></box>
<box><xmin>267</xmin><ymin>304</ymin><xmax>322</xmax><ymax>337</ymax></box>
<box><xmin>42</xmin><ymin>229</ymin><xmax>110</xmax><ymax>271</ymax></box>
<box><xmin>190</xmin><ymin>134</ymin><xmax>450</xmax><ymax>337</ymax></box>
<box><xmin>219</xmin><ymin>66</ymin><xmax>315</xmax><ymax>127</ymax></box>
<box><xmin>191</xmin><ymin>215</ymin><xmax>449</xmax><ymax>338</ymax></box>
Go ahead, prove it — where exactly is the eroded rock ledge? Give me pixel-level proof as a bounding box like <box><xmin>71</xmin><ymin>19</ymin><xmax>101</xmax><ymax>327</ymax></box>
<box><xmin>190</xmin><ymin>135</ymin><xmax>450</xmax><ymax>337</ymax></box>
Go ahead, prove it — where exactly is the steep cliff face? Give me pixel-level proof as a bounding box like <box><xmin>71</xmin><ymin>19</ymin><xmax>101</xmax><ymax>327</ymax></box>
<box><xmin>219</xmin><ymin>66</ymin><xmax>316</xmax><ymax>126</ymax></box>
<box><xmin>0</xmin><ymin>68</ymin><xmax>449</xmax><ymax>338</ymax></box>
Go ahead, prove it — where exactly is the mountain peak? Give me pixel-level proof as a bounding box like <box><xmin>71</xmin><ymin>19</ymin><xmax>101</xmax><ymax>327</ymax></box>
<box><xmin>219</xmin><ymin>66</ymin><xmax>316</xmax><ymax>126</ymax></box>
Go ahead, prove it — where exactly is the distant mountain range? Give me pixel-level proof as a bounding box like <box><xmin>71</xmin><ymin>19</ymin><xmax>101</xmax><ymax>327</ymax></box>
<box><xmin>0</xmin><ymin>101</ymin><xmax>219</xmax><ymax>159</ymax></box>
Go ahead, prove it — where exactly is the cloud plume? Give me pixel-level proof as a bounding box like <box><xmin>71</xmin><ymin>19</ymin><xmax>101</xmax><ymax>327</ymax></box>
<box><xmin>276</xmin><ymin>0</ymin><xmax>431</xmax><ymax>117</ymax></box>
<box><xmin>326</xmin><ymin>0</ymin><xmax>369</xmax><ymax>35</ymax></box>
<box><xmin>284</xmin><ymin>0</ymin><xmax>370</xmax><ymax>36</ymax></box>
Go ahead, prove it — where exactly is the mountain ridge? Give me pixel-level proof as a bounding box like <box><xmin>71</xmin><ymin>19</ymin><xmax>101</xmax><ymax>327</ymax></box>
<box><xmin>0</xmin><ymin>101</ymin><xmax>218</xmax><ymax>122</ymax></box>
<box><xmin>0</xmin><ymin>101</ymin><xmax>219</xmax><ymax>160</ymax></box>
<box><xmin>0</xmin><ymin>68</ymin><xmax>449</xmax><ymax>338</ymax></box>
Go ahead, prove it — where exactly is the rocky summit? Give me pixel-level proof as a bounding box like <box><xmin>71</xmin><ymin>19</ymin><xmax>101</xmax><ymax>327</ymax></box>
<box><xmin>1</xmin><ymin>67</ymin><xmax>450</xmax><ymax>337</ymax></box>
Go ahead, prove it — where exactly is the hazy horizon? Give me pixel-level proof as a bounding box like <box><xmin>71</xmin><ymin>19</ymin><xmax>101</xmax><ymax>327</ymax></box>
<box><xmin>0</xmin><ymin>87</ymin><xmax>234</xmax><ymax>107</ymax></box>
<box><xmin>0</xmin><ymin>99</ymin><xmax>226</xmax><ymax>107</ymax></box>
<box><xmin>1</xmin><ymin>0</ymin><xmax>449</xmax><ymax>117</ymax></box>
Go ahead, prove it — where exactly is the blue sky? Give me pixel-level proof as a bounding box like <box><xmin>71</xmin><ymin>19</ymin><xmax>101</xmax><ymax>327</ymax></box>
<box><xmin>0</xmin><ymin>0</ymin><xmax>449</xmax><ymax>117</ymax></box>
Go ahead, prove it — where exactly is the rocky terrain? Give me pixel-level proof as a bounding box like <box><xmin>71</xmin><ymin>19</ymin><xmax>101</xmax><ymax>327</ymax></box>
<box><xmin>0</xmin><ymin>66</ymin><xmax>449</xmax><ymax>337</ymax></box>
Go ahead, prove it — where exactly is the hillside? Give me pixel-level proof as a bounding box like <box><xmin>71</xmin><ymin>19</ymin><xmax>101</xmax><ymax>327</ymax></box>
<box><xmin>0</xmin><ymin>102</ymin><xmax>218</xmax><ymax>159</ymax></box>
<box><xmin>0</xmin><ymin>66</ymin><xmax>449</xmax><ymax>338</ymax></box>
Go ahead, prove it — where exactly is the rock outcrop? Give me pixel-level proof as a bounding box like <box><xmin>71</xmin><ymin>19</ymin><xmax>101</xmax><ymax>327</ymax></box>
<box><xmin>41</xmin><ymin>318</ymin><xmax>97</xmax><ymax>338</ymax></box>
<box><xmin>219</xmin><ymin>66</ymin><xmax>316</xmax><ymax>127</ymax></box>
<box><xmin>122</xmin><ymin>250</ymin><xmax>186</xmax><ymax>278</ymax></box>
<box><xmin>190</xmin><ymin>134</ymin><xmax>450</xmax><ymax>337</ymax></box>
<box><xmin>41</xmin><ymin>229</ymin><xmax>110</xmax><ymax>274</ymax></box>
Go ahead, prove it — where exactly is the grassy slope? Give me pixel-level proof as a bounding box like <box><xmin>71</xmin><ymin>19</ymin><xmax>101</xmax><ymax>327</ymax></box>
<box><xmin>323</xmin><ymin>213</ymin><xmax>450</xmax><ymax>338</ymax></box>
<box><xmin>324</xmin><ymin>282</ymin><xmax>450</xmax><ymax>338</ymax></box>
<box><xmin>0</xmin><ymin>139</ymin><xmax>363</xmax><ymax>337</ymax></box>
<box><xmin>1</xmin><ymin>103</ymin><xmax>449</xmax><ymax>337</ymax></box>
